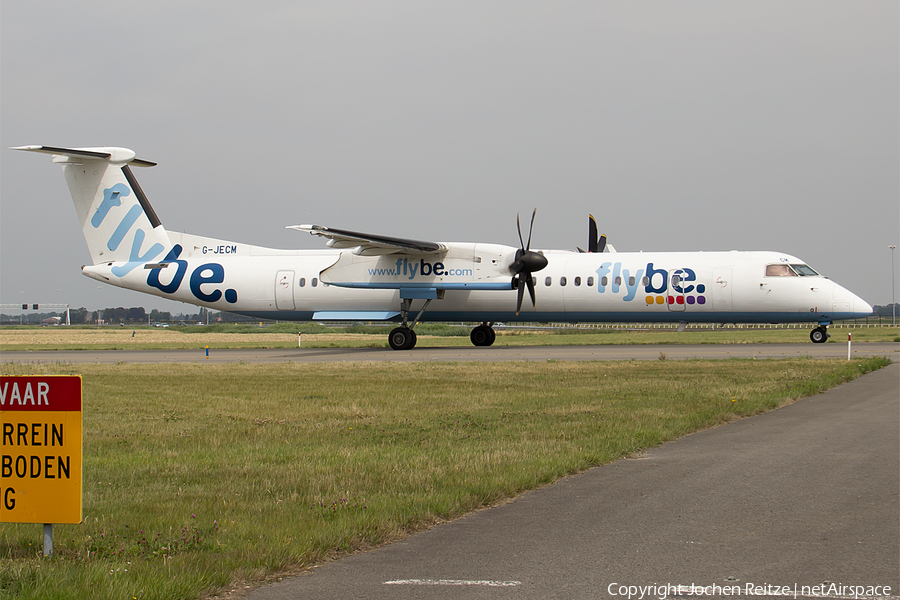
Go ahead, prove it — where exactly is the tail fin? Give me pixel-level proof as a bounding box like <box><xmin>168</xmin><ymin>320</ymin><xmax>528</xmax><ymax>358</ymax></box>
<box><xmin>12</xmin><ymin>146</ymin><xmax>172</xmax><ymax>274</ymax></box>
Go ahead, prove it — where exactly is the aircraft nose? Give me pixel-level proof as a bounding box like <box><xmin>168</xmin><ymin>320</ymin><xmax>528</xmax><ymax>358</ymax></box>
<box><xmin>843</xmin><ymin>287</ymin><xmax>873</xmax><ymax>317</ymax></box>
<box><xmin>832</xmin><ymin>281</ymin><xmax>873</xmax><ymax>318</ymax></box>
<box><xmin>853</xmin><ymin>295</ymin><xmax>873</xmax><ymax>316</ymax></box>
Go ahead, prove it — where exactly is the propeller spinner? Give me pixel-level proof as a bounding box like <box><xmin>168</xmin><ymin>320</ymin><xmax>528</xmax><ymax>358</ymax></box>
<box><xmin>510</xmin><ymin>209</ymin><xmax>549</xmax><ymax>314</ymax></box>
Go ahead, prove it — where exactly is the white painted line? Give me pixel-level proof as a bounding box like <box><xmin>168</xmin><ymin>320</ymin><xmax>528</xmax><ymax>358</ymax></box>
<box><xmin>384</xmin><ymin>579</ymin><xmax>521</xmax><ymax>587</ymax></box>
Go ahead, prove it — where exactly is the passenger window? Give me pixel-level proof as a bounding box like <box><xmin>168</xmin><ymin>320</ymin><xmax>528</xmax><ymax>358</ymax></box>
<box><xmin>642</xmin><ymin>276</ymin><xmax>650</xmax><ymax>286</ymax></box>
<box><xmin>574</xmin><ymin>277</ymin><xmax>581</xmax><ymax>287</ymax></box>
<box><xmin>628</xmin><ymin>276</ymin><xmax>635</xmax><ymax>286</ymax></box>
<box><xmin>545</xmin><ymin>277</ymin><xmax>552</xmax><ymax>286</ymax></box>
<box><xmin>587</xmin><ymin>277</ymin><xmax>594</xmax><ymax>287</ymax></box>
<box><xmin>601</xmin><ymin>276</ymin><xmax>608</xmax><ymax>286</ymax></box>
<box><xmin>299</xmin><ymin>278</ymin><xmax>306</xmax><ymax>287</ymax></box>
<box><xmin>312</xmin><ymin>278</ymin><xmax>318</xmax><ymax>287</ymax></box>
<box><xmin>560</xmin><ymin>277</ymin><xmax>567</xmax><ymax>287</ymax></box>
<box><xmin>615</xmin><ymin>276</ymin><xmax>622</xmax><ymax>286</ymax></box>
<box><xmin>766</xmin><ymin>264</ymin><xmax>797</xmax><ymax>277</ymax></box>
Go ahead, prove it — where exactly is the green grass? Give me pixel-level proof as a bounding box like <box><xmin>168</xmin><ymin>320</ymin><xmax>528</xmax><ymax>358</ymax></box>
<box><xmin>1</xmin><ymin>323</ymin><xmax>898</xmax><ymax>351</ymax></box>
<box><xmin>0</xmin><ymin>357</ymin><xmax>892</xmax><ymax>599</ymax></box>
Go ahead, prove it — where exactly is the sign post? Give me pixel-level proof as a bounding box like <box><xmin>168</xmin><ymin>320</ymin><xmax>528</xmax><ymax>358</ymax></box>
<box><xmin>1</xmin><ymin>376</ymin><xmax>83</xmax><ymax>556</ymax></box>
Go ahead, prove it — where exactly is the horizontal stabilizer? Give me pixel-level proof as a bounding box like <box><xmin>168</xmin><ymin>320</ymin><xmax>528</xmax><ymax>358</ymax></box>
<box><xmin>11</xmin><ymin>145</ymin><xmax>156</xmax><ymax>167</ymax></box>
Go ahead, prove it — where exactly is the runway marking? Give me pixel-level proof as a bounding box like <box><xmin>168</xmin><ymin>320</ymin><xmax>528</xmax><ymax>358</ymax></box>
<box><xmin>384</xmin><ymin>579</ymin><xmax>521</xmax><ymax>587</ymax></box>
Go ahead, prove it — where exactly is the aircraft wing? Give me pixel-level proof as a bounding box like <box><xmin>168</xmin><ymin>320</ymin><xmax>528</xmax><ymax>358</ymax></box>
<box><xmin>288</xmin><ymin>225</ymin><xmax>447</xmax><ymax>256</ymax></box>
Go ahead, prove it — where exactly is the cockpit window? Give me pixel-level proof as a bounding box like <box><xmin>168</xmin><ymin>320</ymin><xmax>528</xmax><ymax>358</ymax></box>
<box><xmin>766</xmin><ymin>263</ymin><xmax>820</xmax><ymax>277</ymax></box>
<box><xmin>790</xmin><ymin>264</ymin><xmax>819</xmax><ymax>276</ymax></box>
<box><xmin>766</xmin><ymin>264</ymin><xmax>797</xmax><ymax>277</ymax></box>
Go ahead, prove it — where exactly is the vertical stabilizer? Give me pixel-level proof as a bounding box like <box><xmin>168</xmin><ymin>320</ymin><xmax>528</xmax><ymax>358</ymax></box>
<box><xmin>12</xmin><ymin>146</ymin><xmax>172</xmax><ymax>274</ymax></box>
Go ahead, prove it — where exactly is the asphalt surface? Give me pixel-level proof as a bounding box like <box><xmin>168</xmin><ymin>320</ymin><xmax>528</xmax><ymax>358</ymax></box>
<box><xmin>241</xmin><ymin>362</ymin><xmax>899</xmax><ymax>600</ymax></box>
<box><xmin>1</xmin><ymin>342</ymin><xmax>897</xmax><ymax>364</ymax></box>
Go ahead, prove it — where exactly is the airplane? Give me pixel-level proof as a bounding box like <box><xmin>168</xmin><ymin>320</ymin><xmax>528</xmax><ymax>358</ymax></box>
<box><xmin>12</xmin><ymin>145</ymin><xmax>873</xmax><ymax>349</ymax></box>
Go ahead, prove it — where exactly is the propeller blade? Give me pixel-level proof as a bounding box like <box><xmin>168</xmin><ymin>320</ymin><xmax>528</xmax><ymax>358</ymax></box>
<box><xmin>597</xmin><ymin>233</ymin><xmax>607</xmax><ymax>253</ymax></box>
<box><xmin>588</xmin><ymin>214</ymin><xmax>598</xmax><ymax>253</ymax></box>
<box><xmin>515</xmin><ymin>277</ymin><xmax>526</xmax><ymax>315</ymax></box>
<box><xmin>526</xmin><ymin>274</ymin><xmax>537</xmax><ymax>308</ymax></box>
<box><xmin>526</xmin><ymin>209</ymin><xmax>536</xmax><ymax>251</ymax></box>
<box><xmin>516</xmin><ymin>213</ymin><xmax>525</xmax><ymax>250</ymax></box>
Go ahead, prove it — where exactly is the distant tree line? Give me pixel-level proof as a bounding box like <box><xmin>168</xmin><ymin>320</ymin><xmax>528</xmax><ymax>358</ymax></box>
<box><xmin>873</xmin><ymin>304</ymin><xmax>900</xmax><ymax>318</ymax></box>
<box><xmin>0</xmin><ymin>306</ymin><xmax>232</xmax><ymax>325</ymax></box>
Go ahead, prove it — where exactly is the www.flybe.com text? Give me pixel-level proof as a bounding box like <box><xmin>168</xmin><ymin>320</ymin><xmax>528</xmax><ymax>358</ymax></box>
<box><xmin>369</xmin><ymin>258</ymin><xmax>473</xmax><ymax>280</ymax></box>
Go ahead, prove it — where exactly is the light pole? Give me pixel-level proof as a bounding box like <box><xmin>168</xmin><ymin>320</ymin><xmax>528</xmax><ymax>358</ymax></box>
<box><xmin>891</xmin><ymin>245</ymin><xmax>897</xmax><ymax>327</ymax></box>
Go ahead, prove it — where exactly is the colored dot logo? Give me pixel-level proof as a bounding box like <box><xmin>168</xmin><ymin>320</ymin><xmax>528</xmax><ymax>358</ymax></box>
<box><xmin>646</xmin><ymin>287</ymin><xmax>706</xmax><ymax>306</ymax></box>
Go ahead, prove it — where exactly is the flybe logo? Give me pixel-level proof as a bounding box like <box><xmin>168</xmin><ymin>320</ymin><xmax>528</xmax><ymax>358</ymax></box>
<box><xmin>595</xmin><ymin>262</ymin><xmax>707</xmax><ymax>305</ymax></box>
<box><xmin>92</xmin><ymin>184</ymin><xmax>164</xmax><ymax>276</ymax></box>
<box><xmin>95</xmin><ymin>184</ymin><xmax>238</xmax><ymax>305</ymax></box>
<box><xmin>369</xmin><ymin>258</ymin><xmax>473</xmax><ymax>280</ymax></box>
<box><xmin>146</xmin><ymin>245</ymin><xmax>239</xmax><ymax>304</ymax></box>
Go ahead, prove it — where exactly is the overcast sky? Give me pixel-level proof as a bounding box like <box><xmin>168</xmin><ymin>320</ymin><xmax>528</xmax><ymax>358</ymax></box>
<box><xmin>2</xmin><ymin>2</ymin><xmax>897</xmax><ymax>313</ymax></box>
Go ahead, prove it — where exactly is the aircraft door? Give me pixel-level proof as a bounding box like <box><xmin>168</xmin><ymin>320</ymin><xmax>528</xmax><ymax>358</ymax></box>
<box><xmin>666</xmin><ymin>269</ymin><xmax>686</xmax><ymax>312</ymax></box>
<box><xmin>275</xmin><ymin>270</ymin><xmax>295</xmax><ymax>310</ymax></box>
<box><xmin>712</xmin><ymin>268</ymin><xmax>733</xmax><ymax>310</ymax></box>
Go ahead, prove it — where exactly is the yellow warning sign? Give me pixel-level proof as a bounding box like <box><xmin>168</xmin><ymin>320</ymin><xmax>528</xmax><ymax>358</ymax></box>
<box><xmin>1</xmin><ymin>376</ymin><xmax>82</xmax><ymax>524</ymax></box>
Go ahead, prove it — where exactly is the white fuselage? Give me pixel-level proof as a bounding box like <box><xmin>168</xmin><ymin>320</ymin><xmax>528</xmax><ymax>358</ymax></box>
<box><xmin>82</xmin><ymin>235</ymin><xmax>871</xmax><ymax>326</ymax></box>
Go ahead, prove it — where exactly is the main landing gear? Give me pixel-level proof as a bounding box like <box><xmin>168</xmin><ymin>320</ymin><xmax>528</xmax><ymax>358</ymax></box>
<box><xmin>810</xmin><ymin>325</ymin><xmax>829</xmax><ymax>344</ymax></box>
<box><xmin>385</xmin><ymin>295</ymin><xmax>500</xmax><ymax>350</ymax></box>
<box><xmin>388</xmin><ymin>320</ymin><xmax>499</xmax><ymax>350</ymax></box>
<box><xmin>470</xmin><ymin>323</ymin><xmax>496</xmax><ymax>347</ymax></box>
<box><xmin>388</xmin><ymin>297</ymin><xmax>432</xmax><ymax>350</ymax></box>
<box><xmin>388</xmin><ymin>326</ymin><xmax>417</xmax><ymax>350</ymax></box>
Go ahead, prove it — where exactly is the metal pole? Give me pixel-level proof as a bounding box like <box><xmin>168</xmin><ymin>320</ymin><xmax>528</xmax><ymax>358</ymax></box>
<box><xmin>890</xmin><ymin>245</ymin><xmax>897</xmax><ymax>327</ymax></box>
<box><xmin>43</xmin><ymin>524</ymin><xmax>53</xmax><ymax>557</ymax></box>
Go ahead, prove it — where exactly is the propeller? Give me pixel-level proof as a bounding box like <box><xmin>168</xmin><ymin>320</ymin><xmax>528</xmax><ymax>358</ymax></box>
<box><xmin>578</xmin><ymin>214</ymin><xmax>607</xmax><ymax>253</ymax></box>
<box><xmin>510</xmin><ymin>209</ymin><xmax>549</xmax><ymax>314</ymax></box>
<box><xmin>587</xmin><ymin>214</ymin><xmax>607</xmax><ymax>253</ymax></box>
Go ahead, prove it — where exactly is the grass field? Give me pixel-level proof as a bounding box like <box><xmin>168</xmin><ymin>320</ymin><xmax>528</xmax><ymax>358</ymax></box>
<box><xmin>1</xmin><ymin>322</ymin><xmax>898</xmax><ymax>351</ymax></box>
<box><xmin>0</xmin><ymin>356</ymin><xmax>891</xmax><ymax>599</ymax></box>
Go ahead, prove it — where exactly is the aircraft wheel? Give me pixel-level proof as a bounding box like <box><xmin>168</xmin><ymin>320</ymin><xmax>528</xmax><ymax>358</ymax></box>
<box><xmin>470</xmin><ymin>325</ymin><xmax>496</xmax><ymax>347</ymax></box>
<box><xmin>389</xmin><ymin>327</ymin><xmax>416</xmax><ymax>350</ymax></box>
<box><xmin>809</xmin><ymin>326</ymin><xmax>828</xmax><ymax>344</ymax></box>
